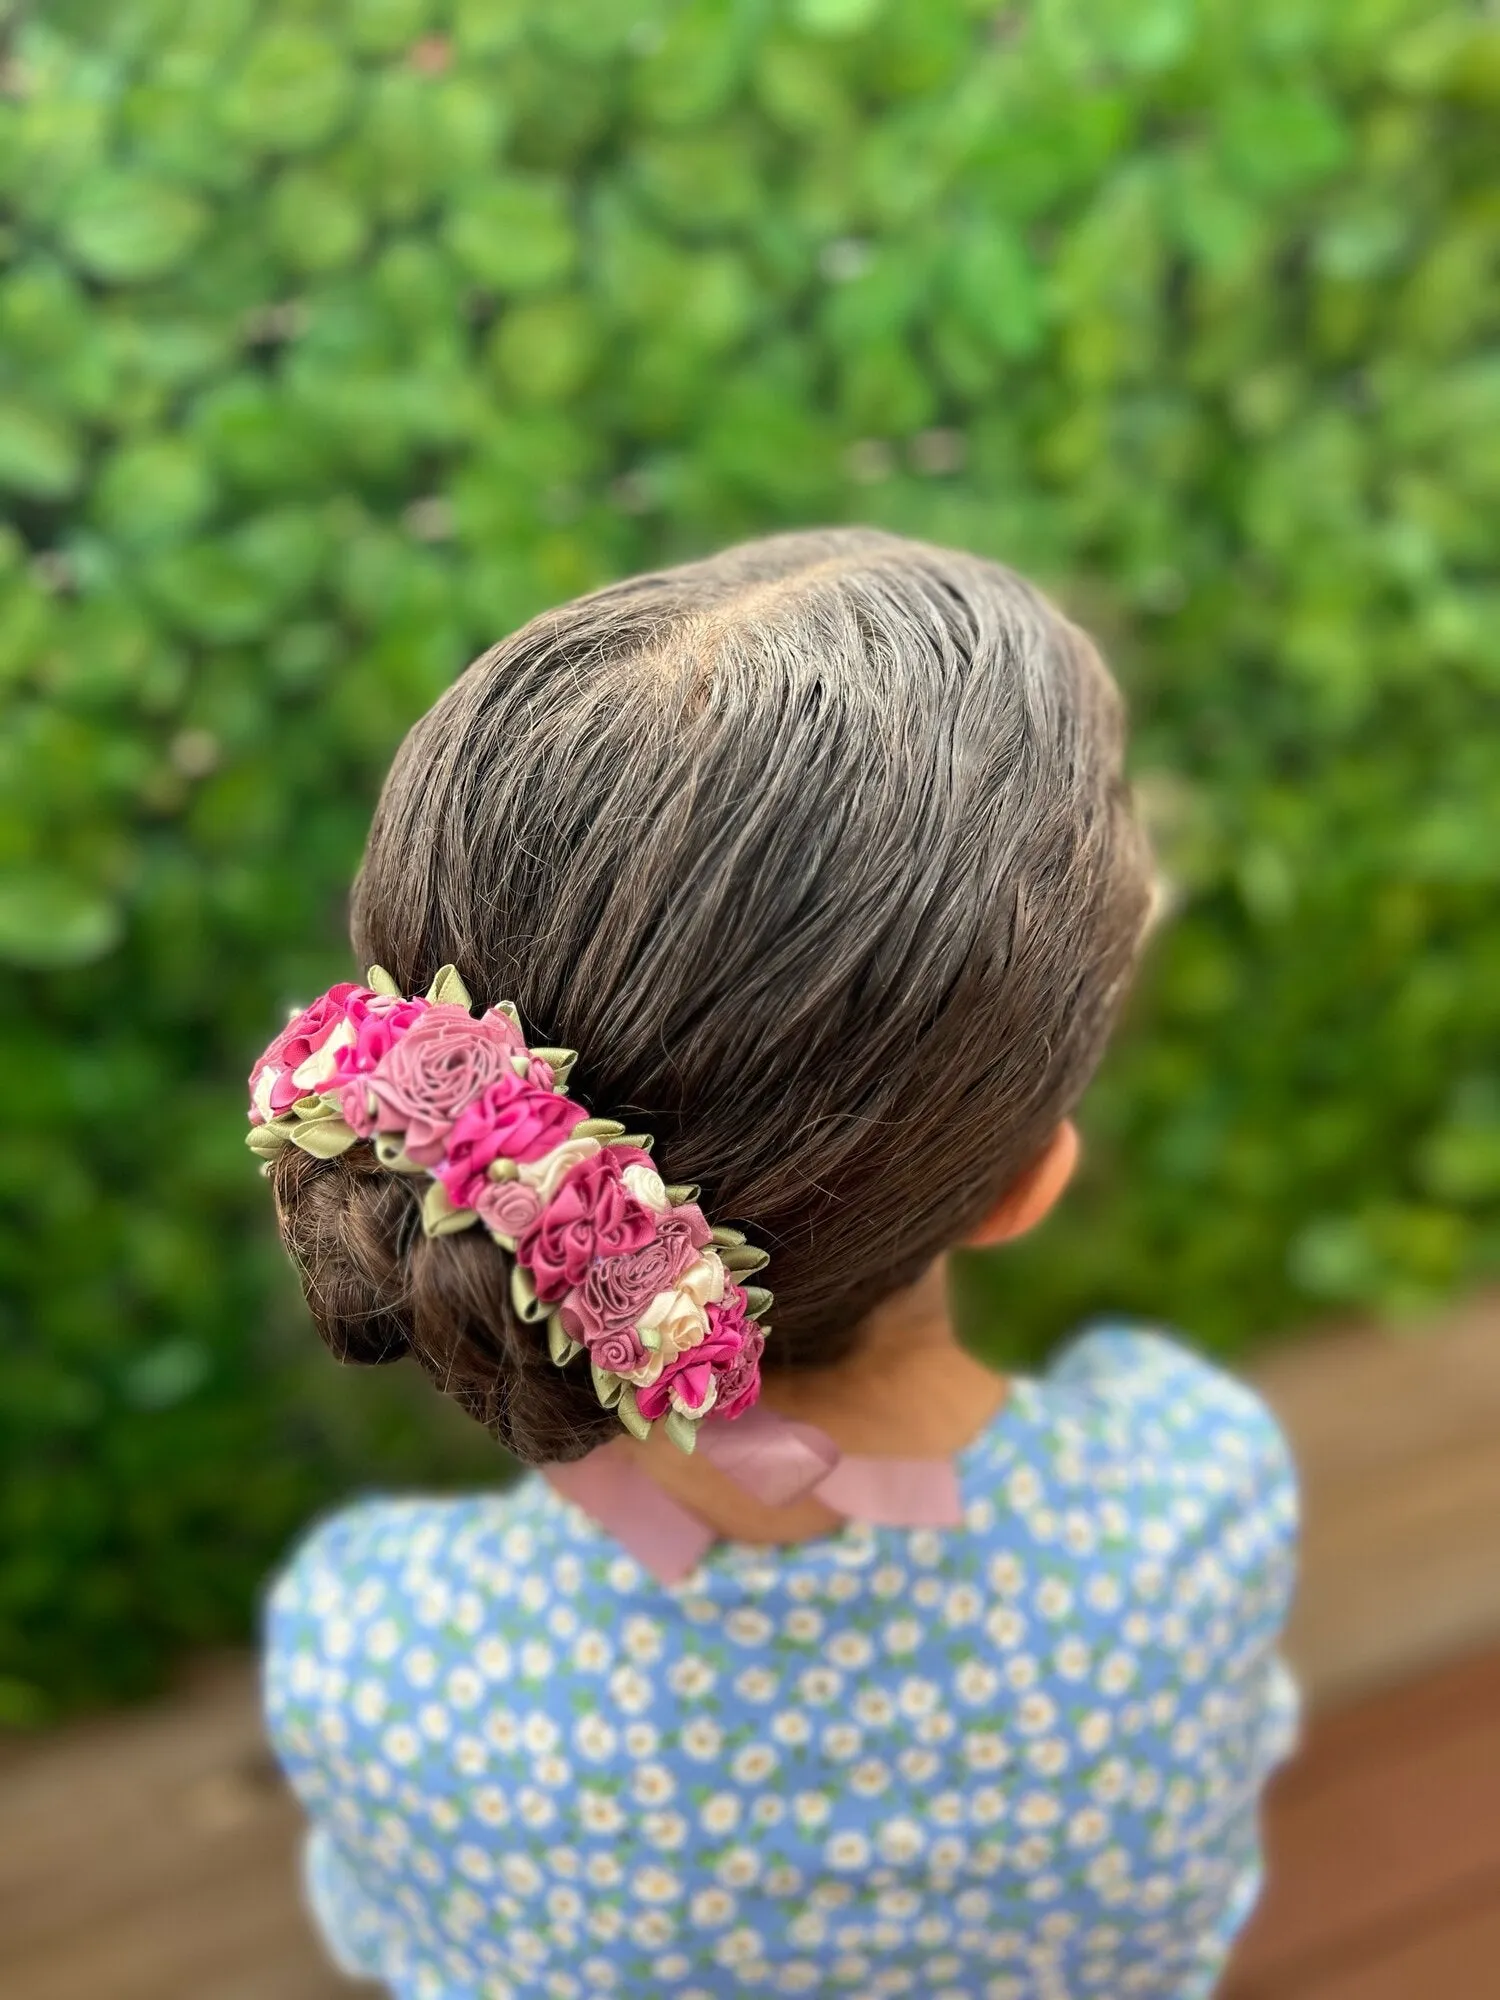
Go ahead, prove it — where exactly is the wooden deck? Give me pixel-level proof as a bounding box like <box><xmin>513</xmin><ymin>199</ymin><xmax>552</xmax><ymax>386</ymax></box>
<box><xmin>3</xmin><ymin>1296</ymin><xmax>1499</xmax><ymax>1998</ymax></box>
<box><xmin>1224</xmin><ymin>1643</ymin><xmax>1500</xmax><ymax>1999</ymax></box>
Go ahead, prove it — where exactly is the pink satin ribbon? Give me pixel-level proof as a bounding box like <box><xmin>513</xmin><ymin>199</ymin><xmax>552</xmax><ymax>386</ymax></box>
<box><xmin>544</xmin><ymin>1406</ymin><xmax>963</xmax><ymax>1584</ymax></box>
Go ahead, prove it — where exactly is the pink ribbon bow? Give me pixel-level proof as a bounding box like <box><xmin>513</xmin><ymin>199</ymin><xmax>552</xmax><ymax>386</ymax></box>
<box><xmin>544</xmin><ymin>1406</ymin><xmax>963</xmax><ymax>1583</ymax></box>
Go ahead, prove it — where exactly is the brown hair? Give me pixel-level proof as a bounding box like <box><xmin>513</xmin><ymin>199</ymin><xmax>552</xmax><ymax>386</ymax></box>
<box><xmin>272</xmin><ymin>529</ymin><xmax>1152</xmax><ymax>1462</ymax></box>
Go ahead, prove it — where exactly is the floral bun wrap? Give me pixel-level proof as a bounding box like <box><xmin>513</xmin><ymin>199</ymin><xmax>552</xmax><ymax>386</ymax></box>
<box><xmin>248</xmin><ymin>966</ymin><xmax>770</xmax><ymax>1455</ymax></box>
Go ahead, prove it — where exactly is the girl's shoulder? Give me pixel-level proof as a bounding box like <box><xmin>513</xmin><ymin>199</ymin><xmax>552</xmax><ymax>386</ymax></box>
<box><xmin>973</xmin><ymin>1322</ymin><xmax>1299</xmax><ymax>1650</ymax></box>
<box><xmin>262</xmin><ymin>1477</ymin><xmax>575</xmax><ymax>1675</ymax></box>
<box><xmin>1034</xmin><ymin>1321</ymin><xmax>1296</xmax><ymax>1511</ymax></box>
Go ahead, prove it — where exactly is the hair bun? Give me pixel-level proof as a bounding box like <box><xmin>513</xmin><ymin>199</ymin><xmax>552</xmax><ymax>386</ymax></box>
<box><xmin>271</xmin><ymin>1145</ymin><xmax>619</xmax><ymax>1462</ymax></box>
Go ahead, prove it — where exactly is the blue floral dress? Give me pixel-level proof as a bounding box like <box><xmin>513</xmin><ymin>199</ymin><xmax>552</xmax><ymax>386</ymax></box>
<box><xmin>264</xmin><ymin>1328</ymin><xmax>1298</xmax><ymax>1999</ymax></box>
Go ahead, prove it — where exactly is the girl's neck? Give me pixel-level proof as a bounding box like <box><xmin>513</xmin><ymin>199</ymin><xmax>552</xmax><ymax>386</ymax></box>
<box><xmin>622</xmin><ymin>1256</ymin><xmax>1008</xmax><ymax>1546</ymax></box>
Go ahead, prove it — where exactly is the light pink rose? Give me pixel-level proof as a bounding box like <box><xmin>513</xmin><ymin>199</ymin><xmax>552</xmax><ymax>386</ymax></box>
<box><xmin>634</xmin><ymin>1317</ymin><xmax>747</xmax><ymax>1423</ymax></box>
<box><xmin>476</xmin><ymin>1006</ymin><xmax>528</xmax><ymax>1053</ymax></box>
<box><xmin>474</xmin><ymin>1176</ymin><xmax>544</xmax><ymax>1244</ymax></box>
<box><xmin>558</xmin><ymin>1205</ymin><xmax>713</xmax><ymax>1346</ymax></box>
<box><xmin>436</xmin><ymin>1076</ymin><xmax>587</xmax><ymax>1209</ymax></box>
<box><xmin>361</xmin><ymin>1007</ymin><xmax>525</xmax><ymax>1163</ymax></box>
<box><xmin>518</xmin><ymin>1151</ymin><xmax>658</xmax><ymax>1304</ymax></box>
<box><xmin>249</xmin><ymin>982</ymin><xmax>363</xmax><ymax>1120</ymax></box>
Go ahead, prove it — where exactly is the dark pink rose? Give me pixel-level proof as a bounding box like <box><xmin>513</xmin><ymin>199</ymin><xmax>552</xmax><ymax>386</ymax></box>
<box><xmin>711</xmin><ymin>1298</ymin><xmax>765</xmax><ymax>1421</ymax></box>
<box><xmin>436</xmin><ymin>1076</ymin><xmax>587</xmax><ymax>1208</ymax></box>
<box><xmin>559</xmin><ymin>1204</ymin><xmax>713</xmax><ymax>1346</ymax></box>
<box><xmin>249</xmin><ymin>982</ymin><xmax>363</xmax><ymax>1120</ymax></box>
<box><xmin>518</xmin><ymin>1152</ymin><xmax>658</xmax><ymax>1304</ymax></box>
<box><xmin>331</xmin><ymin>995</ymin><xmax>429</xmax><ymax>1133</ymax></box>
<box><xmin>585</xmin><ymin>1323</ymin><xmax>650</xmax><ymax>1376</ymax></box>
<box><xmin>474</xmin><ymin>1176</ymin><xmax>544</xmax><ymax>1242</ymax></box>
<box><xmin>635</xmin><ymin>1317</ymin><xmax>747</xmax><ymax>1424</ymax></box>
<box><xmin>332</xmin><ymin>994</ymin><xmax>428</xmax><ymax>1078</ymax></box>
<box><xmin>362</xmin><ymin>1007</ymin><xmax>526</xmax><ymax>1163</ymax></box>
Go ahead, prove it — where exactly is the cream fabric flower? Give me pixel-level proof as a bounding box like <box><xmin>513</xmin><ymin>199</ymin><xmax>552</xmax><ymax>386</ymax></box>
<box><xmin>677</xmin><ymin>1249</ymin><xmax>726</xmax><ymax>1310</ymax></box>
<box><xmin>290</xmin><ymin>1019</ymin><xmax>357</xmax><ymax>1094</ymax></box>
<box><xmin>622</xmin><ymin>1252</ymin><xmax>727</xmax><ymax>1386</ymax></box>
<box><xmin>517</xmin><ymin>1133</ymin><xmax>603</xmax><ymax>1202</ymax></box>
<box><xmin>621</xmin><ymin>1163</ymin><xmax>670</xmax><ymax>1212</ymax></box>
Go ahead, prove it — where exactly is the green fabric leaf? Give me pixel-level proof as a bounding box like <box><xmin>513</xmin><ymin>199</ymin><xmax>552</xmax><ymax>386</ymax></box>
<box><xmin>720</xmin><ymin>1245</ymin><xmax>772</xmax><ymax>1275</ymax></box>
<box><xmin>547</xmin><ymin>1315</ymin><xmax>583</xmax><ymax>1366</ymax></box>
<box><xmin>510</xmin><ymin>1262</ymin><xmax>548</xmax><ymax>1322</ymax></box>
<box><xmin>663</xmin><ymin>1408</ymin><xmax>699</xmax><ymax>1454</ymax></box>
<box><xmin>287</xmin><ymin>1116</ymin><xmax>358</xmax><ymax>1158</ymax></box>
<box><xmin>426</xmin><ymin>964</ymin><xmax>473</xmax><ymax>1009</ymax></box>
<box><xmin>420</xmin><ymin>1179</ymin><xmax>478</xmax><ymax>1236</ymax></box>
<box><xmin>590</xmin><ymin>1360</ymin><xmax>625</xmax><ymax>1408</ymax></box>
<box><xmin>615</xmin><ymin>1385</ymin><xmax>651</xmax><ymax>1441</ymax></box>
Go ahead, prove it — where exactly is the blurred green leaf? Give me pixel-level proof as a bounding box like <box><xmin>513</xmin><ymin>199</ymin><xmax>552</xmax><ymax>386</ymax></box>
<box><xmin>268</xmin><ymin>168</ymin><xmax>369</xmax><ymax>275</ymax></box>
<box><xmin>489</xmin><ymin>293</ymin><xmax>600</xmax><ymax>404</ymax></box>
<box><xmin>219</xmin><ymin>25</ymin><xmax>355</xmax><ymax>155</ymax></box>
<box><xmin>0</xmin><ymin>401</ymin><xmax>81</xmax><ymax>497</ymax></box>
<box><xmin>442</xmin><ymin>175</ymin><xmax>578</xmax><ymax>292</ymax></box>
<box><xmin>345</xmin><ymin>0</ymin><xmax>434</xmax><ymax>57</ymax></box>
<box><xmin>0</xmin><ymin>869</ymin><xmax>122</xmax><ymax>968</ymax></box>
<box><xmin>94</xmin><ymin>437</ymin><xmax>215</xmax><ymax>545</ymax></box>
<box><xmin>792</xmin><ymin>0</ymin><xmax>885</xmax><ymax>35</ymax></box>
<box><xmin>59</xmin><ymin>172</ymin><xmax>208</xmax><ymax>282</ymax></box>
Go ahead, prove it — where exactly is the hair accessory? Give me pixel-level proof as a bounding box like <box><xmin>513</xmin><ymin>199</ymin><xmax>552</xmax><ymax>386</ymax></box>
<box><xmin>248</xmin><ymin>966</ymin><xmax>770</xmax><ymax>1454</ymax></box>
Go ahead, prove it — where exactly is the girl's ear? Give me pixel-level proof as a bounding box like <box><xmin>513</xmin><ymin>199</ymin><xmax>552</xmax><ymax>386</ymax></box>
<box><xmin>964</xmin><ymin>1121</ymin><xmax>1080</xmax><ymax>1249</ymax></box>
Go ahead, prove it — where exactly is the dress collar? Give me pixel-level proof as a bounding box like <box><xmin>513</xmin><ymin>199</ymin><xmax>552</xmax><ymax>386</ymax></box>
<box><xmin>544</xmin><ymin>1405</ymin><xmax>964</xmax><ymax>1583</ymax></box>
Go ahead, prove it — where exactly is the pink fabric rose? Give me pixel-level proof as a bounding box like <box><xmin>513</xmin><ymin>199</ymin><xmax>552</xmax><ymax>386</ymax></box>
<box><xmin>634</xmin><ymin>1316</ymin><xmax>747</xmax><ymax>1423</ymax></box>
<box><xmin>710</xmin><ymin>1294</ymin><xmax>765</xmax><ymax>1420</ymax></box>
<box><xmin>587</xmin><ymin>1325</ymin><xmax>651</xmax><ymax>1376</ymax></box>
<box><xmin>518</xmin><ymin>1151</ymin><xmax>658</xmax><ymax>1304</ymax></box>
<box><xmin>436</xmin><ymin>1077</ymin><xmax>587</xmax><ymax>1209</ymax></box>
<box><xmin>249</xmin><ymin>983</ymin><xmax>363</xmax><ymax>1120</ymax></box>
<box><xmin>330</xmin><ymin>994</ymin><xmax>430</xmax><ymax>1133</ymax></box>
<box><xmin>558</xmin><ymin>1204</ymin><xmax>714</xmax><ymax>1347</ymax></box>
<box><xmin>474</xmin><ymin>1176</ymin><xmax>544</xmax><ymax>1244</ymax></box>
<box><xmin>362</xmin><ymin>1008</ymin><xmax>528</xmax><ymax>1163</ymax></box>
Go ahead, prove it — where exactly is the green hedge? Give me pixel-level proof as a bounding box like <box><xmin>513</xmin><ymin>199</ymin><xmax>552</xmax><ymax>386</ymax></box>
<box><xmin>3</xmin><ymin>0</ymin><xmax>1498</xmax><ymax>1718</ymax></box>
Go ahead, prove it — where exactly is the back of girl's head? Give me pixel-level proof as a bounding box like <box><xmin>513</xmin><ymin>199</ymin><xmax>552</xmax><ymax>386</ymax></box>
<box><xmin>273</xmin><ymin>528</ymin><xmax>1154</xmax><ymax>1462</ymax></box>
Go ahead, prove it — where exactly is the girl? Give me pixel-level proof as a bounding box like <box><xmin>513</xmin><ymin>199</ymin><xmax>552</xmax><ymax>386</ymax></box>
<box><xmin>261</xmin><ymin>530</ymin><xmax>1297</xmax><ymax>2000</ymax></box>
